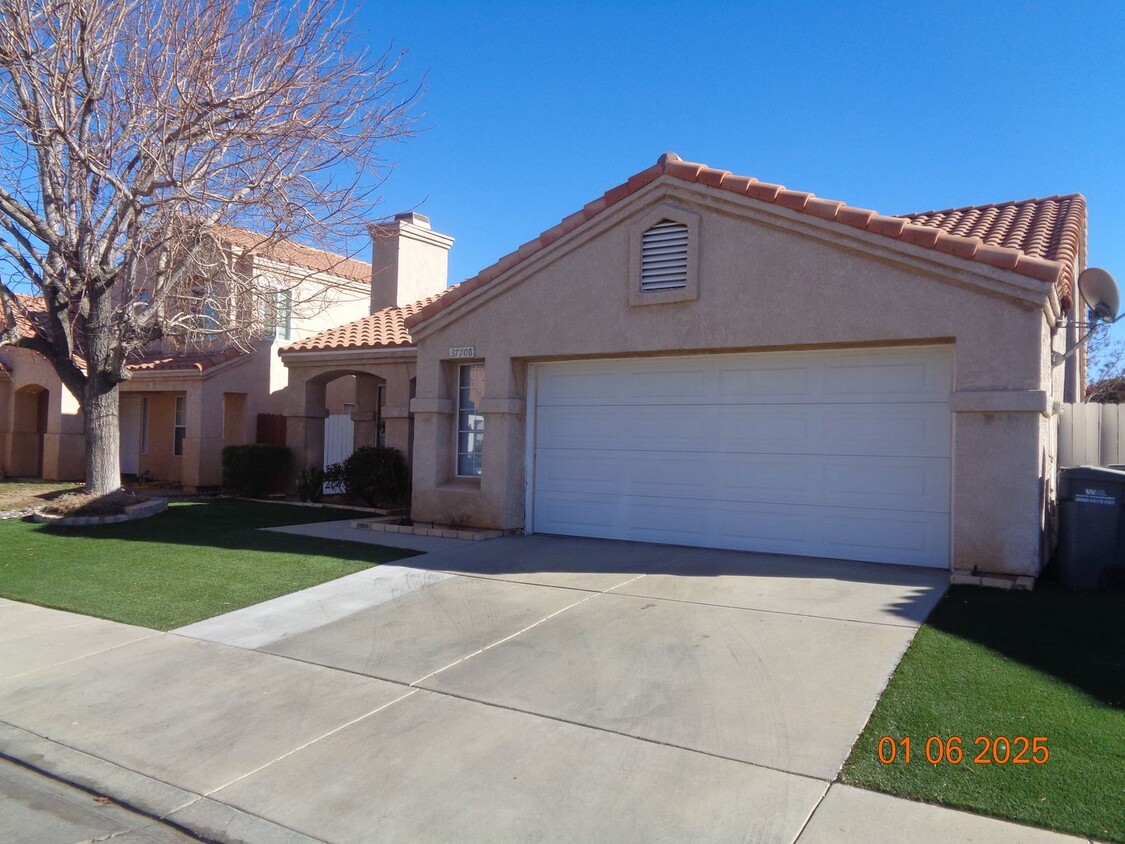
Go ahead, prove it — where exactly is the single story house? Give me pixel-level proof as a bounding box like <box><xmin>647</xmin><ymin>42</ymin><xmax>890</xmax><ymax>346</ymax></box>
<box><xmin>290</xmin><ymin>153</ymin><xmax>1086</xmax><ymax>583</ymax></box>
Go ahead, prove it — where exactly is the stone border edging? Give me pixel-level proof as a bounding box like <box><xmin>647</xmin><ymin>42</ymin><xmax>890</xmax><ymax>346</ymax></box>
<box><xmin>32</xmin><ymin>498</ymin><xmax>168</xmax><ymax>527</ymax></box>
<box><xmin>351</xmin><ymin>517</ymin><xmax>511</xmax><ymax>542</ymax></box>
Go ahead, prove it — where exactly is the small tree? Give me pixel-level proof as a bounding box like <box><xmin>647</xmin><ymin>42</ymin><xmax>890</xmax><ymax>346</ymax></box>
<box><xmin>0</xmin><ymin>0</ymin><xmax>414</xmax><ymax>493</ymax></box>
<box><xmin>1085</xmin><ymin>317</ymin><xmax>1125</xmax><ymax>403</ymax></box>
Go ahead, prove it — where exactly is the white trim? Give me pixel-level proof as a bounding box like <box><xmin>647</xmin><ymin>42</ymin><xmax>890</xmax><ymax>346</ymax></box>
<box><xmin>524</xmin><ymin>363</ymin><xmax>538</xmax><ymax>534</ymax></box>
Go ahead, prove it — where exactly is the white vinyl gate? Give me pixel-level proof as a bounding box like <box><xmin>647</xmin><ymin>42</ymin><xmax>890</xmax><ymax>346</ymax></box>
<box><xmin>323</xmin><ymin>413</ymin><xmax>355</xmax><ymax>492</ymax></box>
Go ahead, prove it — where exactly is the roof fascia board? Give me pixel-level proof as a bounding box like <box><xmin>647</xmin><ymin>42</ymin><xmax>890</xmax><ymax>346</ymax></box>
<box><xmin>250</xmin><ymin>253</ymin><xmax>370</xmax><ymax>291</ymax></box>
<box><xmin>411</xmin><ymin>175</ymin><xmax>1056</xmax><ymax>340</ymax></box>
<box><xmin>127</xmin><ymin>351</ymin><xmax>250</xmax><ymax>380</ymax></box>
<box><xmin>279</xmin><ymin>347</ymin><xmax>417</xmax><ymax>367</ymax></box>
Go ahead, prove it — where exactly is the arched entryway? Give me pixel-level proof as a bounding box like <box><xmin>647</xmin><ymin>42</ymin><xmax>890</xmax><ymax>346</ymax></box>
<box><xmin>10</xmin><ymin>384</ymin><xmax>49</xmax><ymax>477</ymax></box>
<box><xmin>280</xmin><ymin>349</ymin><xmax>418</xmax><ymax>486</ymax></box>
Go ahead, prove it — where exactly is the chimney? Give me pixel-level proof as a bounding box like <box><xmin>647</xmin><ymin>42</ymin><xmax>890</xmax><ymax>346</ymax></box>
<box><xmin>368</xmin><ymin>212</ymin><xmax>454</xmax><ymax>311</ymax></box>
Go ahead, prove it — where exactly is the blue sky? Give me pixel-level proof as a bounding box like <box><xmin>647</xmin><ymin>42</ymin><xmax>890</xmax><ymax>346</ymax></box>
<box><xmin>352</xmin><ymin>0</ymin><xmax>1125</xmax><ymax>341</ymax></box>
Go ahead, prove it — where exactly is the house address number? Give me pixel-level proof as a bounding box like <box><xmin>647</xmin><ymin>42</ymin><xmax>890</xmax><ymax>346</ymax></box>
<box><xmin>448</xmin><ymin>346</ymin><xmax>476</xmax><ymax>359</ymax></box>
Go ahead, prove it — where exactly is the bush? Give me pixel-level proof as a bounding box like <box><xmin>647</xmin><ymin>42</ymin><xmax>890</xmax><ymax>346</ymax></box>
<box><xmin>326</xmin><ymin>446</ymin><xmax>409</xmax><ymax>507</ymax></box>
<box><xmin>221</xmin><ymin>445</ymin><xmax>290</xmax><ymax>498</ymax></box>
<box><xmin>296</xmin><ymin>466</ymin><xmax>325</xmax><ymax>503</ymax></box>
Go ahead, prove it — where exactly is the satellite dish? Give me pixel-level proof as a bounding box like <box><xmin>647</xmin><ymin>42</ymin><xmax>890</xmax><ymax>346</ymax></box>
<box><xmin>1078</xmin><ymin>267</ymin><xmax>1120</xmax><ymax>323</ymax></box>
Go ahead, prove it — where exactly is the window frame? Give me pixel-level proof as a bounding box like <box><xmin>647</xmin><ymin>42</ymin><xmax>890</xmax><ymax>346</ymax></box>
<box><xmin>455</xmin><ymin>363</ymin><xmax>484</xmax><ymax>478</ymax></box>
<box><xmin>173</xmin><ymin>396</ymin><xmax>187</xmax><ymax>457</ymax></box>
<box><xmin>140</xmin><ymin>397</ymin><xmax>149</xmax><ymax>455</ymax></box>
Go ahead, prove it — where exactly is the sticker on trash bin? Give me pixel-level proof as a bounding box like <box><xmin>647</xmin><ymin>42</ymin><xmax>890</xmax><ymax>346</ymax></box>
<box><xmin>1076</xmin><ymin>488</ymin><xmax>1116</xmax><ymax>505</ymax></box>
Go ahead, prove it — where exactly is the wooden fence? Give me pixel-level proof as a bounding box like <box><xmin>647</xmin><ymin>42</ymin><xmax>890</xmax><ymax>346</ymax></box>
<box><xmin>1058</xmin><ymin>403</ymin><xmax>1125</xmax><ymax>467</ymax></box>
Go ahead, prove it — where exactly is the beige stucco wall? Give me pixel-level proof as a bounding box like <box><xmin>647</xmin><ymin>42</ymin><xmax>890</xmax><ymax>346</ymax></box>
<box><xmin>0</xmin><ymin>347</ymin><xmax>84</xmax><ymax>480</ymax></box>
<box><xmin>410</xmin><ymin>179</ymin><xmax>1065</xmax><ymax>577</ymax></box>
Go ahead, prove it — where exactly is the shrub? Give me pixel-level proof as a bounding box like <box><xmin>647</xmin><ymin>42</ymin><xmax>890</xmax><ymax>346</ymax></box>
<box><xmin>326</xmin><ymin>446</ymin><xmax>409</xmax><ymax>507</ymax></box>
<box><xmin>221</xmin><ymin>445</ymin><xmax>290</xmax><ymax>498</ymax></box>
<box><xmin>296</xmin><ymin>466</ymin><xmax>325</xmax><ymax>503</ymax></box>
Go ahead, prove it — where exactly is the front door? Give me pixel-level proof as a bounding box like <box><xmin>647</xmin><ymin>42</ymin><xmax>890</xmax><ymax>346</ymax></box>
<box><xmin>119</xmin><ymin>394</ymin><xmax>143</xmax><ymax>475</ymax></box>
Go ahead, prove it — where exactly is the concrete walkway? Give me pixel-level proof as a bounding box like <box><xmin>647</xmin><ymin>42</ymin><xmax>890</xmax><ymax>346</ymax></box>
<box><xmin>0</xmin><ymin>534</ymin><xmax>1094</xmax><ymax>843</ymax></box>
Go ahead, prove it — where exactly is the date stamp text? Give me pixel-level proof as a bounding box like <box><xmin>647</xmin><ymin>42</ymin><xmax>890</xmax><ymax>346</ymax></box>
<box><xmin>877</xmin><ymin>735</ymin><xmax>1049</xmax><ymax>765</ymax></box>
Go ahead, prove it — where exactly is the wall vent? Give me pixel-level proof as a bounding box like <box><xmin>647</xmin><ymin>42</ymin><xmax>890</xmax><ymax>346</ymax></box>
<box><xmin>640</xmin><ymin>219</ymin><xmax>689</xmax><ymax>291</ymax></box>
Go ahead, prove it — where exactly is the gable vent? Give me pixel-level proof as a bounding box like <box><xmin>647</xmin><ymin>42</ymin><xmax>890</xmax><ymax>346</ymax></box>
<box><xmin>640</xmin><ymin>219</ymin><xmax>689</xmax><ymax>291</ymax></box>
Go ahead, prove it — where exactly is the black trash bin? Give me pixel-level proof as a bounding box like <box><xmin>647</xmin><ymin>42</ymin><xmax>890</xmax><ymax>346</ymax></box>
<box><xmin>1056</xmin><ymin>466</ymin><xmax>1125</xmax><ymax>590</ymax></box>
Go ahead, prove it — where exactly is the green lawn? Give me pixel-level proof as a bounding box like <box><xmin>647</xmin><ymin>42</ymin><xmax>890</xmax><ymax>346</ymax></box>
<box><xmin>0</xmin><ymin>499</ymin><xmax>418</xmax><ymax>630</ymax></box>
<box><xmin>842</xmin><ymin>583</ymin><xmax>1125</xmax><ymax>842</ymax></box>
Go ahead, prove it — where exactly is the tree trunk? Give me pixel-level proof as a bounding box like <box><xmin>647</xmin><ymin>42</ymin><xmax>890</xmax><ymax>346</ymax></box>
<box><xmin>83</xmin><ymin>376</ymin><xmax>122</xmax><ymax>495</ymax></box>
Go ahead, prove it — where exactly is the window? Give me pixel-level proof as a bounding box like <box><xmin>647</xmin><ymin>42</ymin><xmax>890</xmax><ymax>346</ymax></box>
<box><xmin>640</xmin><ymin>219</ymin><xmax>689</xmax><ymax>291</ymax></box>
<box><xmin>273</xmin><ymin>290</ymin><xmax>292</xmax><ymax>340</ymax></box>
<box><xmin>456</xmin><ymin>364</ymin><xmax>484</xmax><ymax>477</ymax></box>
<box><xmin>259</xmin><ymin>289</ymin><xmax>292</xmax><ymax>340</ymax></box>
<box><xmin>173</xmin><ymin>396</ymin><xmax>187</xmax><ymax>456</ymax></box>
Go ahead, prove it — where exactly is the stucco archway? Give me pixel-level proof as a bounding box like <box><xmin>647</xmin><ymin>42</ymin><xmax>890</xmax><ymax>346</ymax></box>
<box><xmin>281</xmin><ymin>349</ymin><xmax>418</xmax><ymax>485</ymax></box>
<box><xmin>10</xmin><ymin>384</ymin><xmax>49</xmax><ymax>477</ymax></box>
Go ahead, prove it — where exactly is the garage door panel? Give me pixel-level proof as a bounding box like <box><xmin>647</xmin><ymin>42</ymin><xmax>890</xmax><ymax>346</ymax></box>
<box><xmin>819</xmin><ymin>511</ymin><xmax>949</xmax><ymax>567</ymax></box>
<box><xmin>716</xmin><ymin>404</ymin><xmax>947</xmax><ymax>457</ymax></box>
<box><xmin>820</xmin><ymin>457</ymin><xmax>949</xmax><ymax>512</ymax></box>
<box><xmin>822</xmin><ymin>406</ymin><xmax>949</xmax><ymax>457</ymax></box>
<box><xmin>626</xmin><ymin>405</ymin><xmax>719</xmax><ymax>451</ymax></box>
<box><xmin>717</xmin><ymin>365</ymin><xmax>814</xmax><ymax>398</ymax></box>
<box><xmin>534</xmin><ymin>451</ymin><xmax>622</xmax><ymax>495</ymax></box>
<box><xmin>531</xmin><ymin>348</ymin><xmax>952</xmax><ymax>569</ymax></box>
<box><xmin>824</xmin><ymin>351</ymin><xmax>952</xmax><ymax>399</ymax></box>
<box><xmin>534</xmin><ymin>491</ymin><xmax>620</xmax><ymax>531</ymax></box>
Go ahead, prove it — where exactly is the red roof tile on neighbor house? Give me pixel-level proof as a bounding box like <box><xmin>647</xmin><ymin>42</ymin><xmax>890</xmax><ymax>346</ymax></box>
<box><xmin>1</xmin><ymin>292</ymin><xmax>50</xmax><ymax>337</ymax></box>
<box><xmin>403</xmin><ymin>153</ymin><xmax>1085</xmax><ymax>331</ymax></box>
<box><xmin>126</xmin><ymin>346</ymin><xmax>247</xmax><ymax>373</ymax></box>
<box><xmin>281</xmin><ymin>290</ymin><xmax>451</xmax><ymax>353</ymax></box>
<box><xmin>2</xmin><ymin>294</ymin><xmax>246</xmax><ymax>374</ymax></box>
<box><xmin>215</xmin><ymin>226</ymin><xmax>372</xmax><ymax>285</ymax></box>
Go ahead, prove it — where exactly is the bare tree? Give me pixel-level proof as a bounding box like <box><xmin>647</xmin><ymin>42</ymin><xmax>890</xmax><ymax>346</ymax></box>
<box><xmin>1085</xmin><ymin>320</ymin><xmax>1125</xmax><ymax>402</ymax></box>
<box><xmin>0</xmin><ymin>0</ymin><xmax>413</xmax><ymax>493</ymax></box>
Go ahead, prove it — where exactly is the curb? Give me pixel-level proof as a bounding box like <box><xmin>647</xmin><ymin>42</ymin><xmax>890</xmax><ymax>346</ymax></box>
<box><xmin>0</xmin><ymin>722</ymin><xmax>322</xmax><ymax>844</ymax></box>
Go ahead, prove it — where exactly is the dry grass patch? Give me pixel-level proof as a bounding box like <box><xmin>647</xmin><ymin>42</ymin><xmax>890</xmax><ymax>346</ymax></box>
<box><xmin>39</xmin><ymin>490</ymin><xmax>148</xmax><ymax>517</ymax></box>
<box><xmin>0</xmin><ymin>480</ymin><xmax>84</xmax><ymax>514</ymax></box>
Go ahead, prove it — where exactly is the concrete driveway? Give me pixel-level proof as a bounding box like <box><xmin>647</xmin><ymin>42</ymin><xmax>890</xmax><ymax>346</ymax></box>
<box><xmin>5</xmin><ymin>533</ymin><xmax>1076</xmax><ymax>842</ymax></box>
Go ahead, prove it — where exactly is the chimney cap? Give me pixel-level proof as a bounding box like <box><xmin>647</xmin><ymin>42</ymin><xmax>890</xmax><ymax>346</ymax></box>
<box><xmin>394</xmin><ymin>211</ymin><xmax>431</xmax><ymax>229</ymax></box>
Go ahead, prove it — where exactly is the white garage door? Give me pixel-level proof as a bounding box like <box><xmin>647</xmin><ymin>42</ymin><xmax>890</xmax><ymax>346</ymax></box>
<box><xmin>529</xmin><ymin>347</ymin><xmax>952</xmax><ymax>568</ymax></box>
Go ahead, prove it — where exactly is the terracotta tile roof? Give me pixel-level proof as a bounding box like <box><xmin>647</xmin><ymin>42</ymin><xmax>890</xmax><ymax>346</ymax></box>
<box><xmin>900</xmin><ymin>195</ymin><xmax>1084</xmax><ymax>303</ymax></box>
<box><xmin>281</xmin><ymin>290</ymin><xmax>451</xmax><ymax>353</ymax></box>
<box><xmin>405</xmin><ymin>153</ymin><xmax>1085</xmax><ymax>330</ymax></box>
<box><xmin>2</xmin><ymin>294</ymin><xmax>245</xmax><ymax>373</ymax></box>
<box><xmin>0</xmin><ymin>292</ymin><xmax>50</xmax><ymax>337</ymax></box>
<box><xmin>126</xmin><ymin>346</ymin><xmax>247</xmax><ymax>373</ymax></box>
<box><xmin>214</xmin><ymin>226</ymin><xmax>372</xmax><ymax>285</ymax></box>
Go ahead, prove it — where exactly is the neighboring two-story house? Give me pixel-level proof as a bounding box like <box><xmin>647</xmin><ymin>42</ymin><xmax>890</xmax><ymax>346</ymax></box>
<box><xmin>0</xmin><ymin>228</ymin><xmax>371</xmax><ymax>488</ymax></box>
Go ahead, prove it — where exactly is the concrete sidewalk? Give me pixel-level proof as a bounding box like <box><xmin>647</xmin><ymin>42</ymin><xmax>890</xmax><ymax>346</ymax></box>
<box><xmin>0</xmin><ymin>537</ymin><xmax>1095</xmax><ymax>843</ymax></box>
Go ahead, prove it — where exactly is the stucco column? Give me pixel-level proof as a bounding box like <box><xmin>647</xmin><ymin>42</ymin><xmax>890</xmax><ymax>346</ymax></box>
<box><xmin>284</xmin><ymin>375</ymin><xmax>328</xmax><ymax>484</ymax></box>
<box><xmin>479</xmin><ymin>397</ymin><xmax>526</xmax><ymax>529</ymax></box>
<box><xmin>381</xmin><ymin>366</ymin><xmax>414</xmax><ymax>457</ymax></box>
<box><xmin>950</xmin><ymin>390</ymin><xmax>1052</xmax><ymax>578</ymax></box>
<box><xmin>352</xmin><ymin>373</ymin><xmax>381</xmax><ymax>450</ymax></box>
<box><xmin>182</xmin><ymin>381</ymin><xmax>224</xmax><ymax>489</ymax></box>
